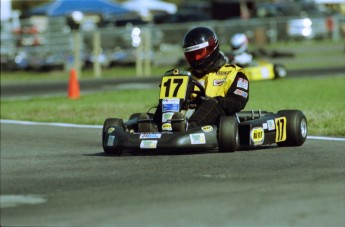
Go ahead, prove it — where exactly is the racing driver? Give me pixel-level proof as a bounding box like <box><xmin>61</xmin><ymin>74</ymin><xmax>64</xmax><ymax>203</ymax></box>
<box><xmin>229</xmin><ymin>33</ymin><xmax>254</xmax><ymax>67</ymax></box>
<box><xmin>139</xmin><ymin>26</ymin><xmax>250</xmax><ymax>132</ymax></box>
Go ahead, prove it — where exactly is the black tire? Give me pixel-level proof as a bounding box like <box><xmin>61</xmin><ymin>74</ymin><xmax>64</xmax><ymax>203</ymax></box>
<box><xmin>277</xmin><ymin>110</ymin><xmax>307</xmax><ymax>147</ymax></box>
<box><xmin>102</xmin><ymin>118</ymin><xmax>124</xmax><ymax>155</ymax></box>
<box><xmin>274</xmin><ymin>64</ymin><xmax>287</xmax><ymax>79</ymax></box>
<box><xmin>218</xmin><ymin>116</ymin><xmax>239</xmax><ymax>152</ymax></box>
<box><xmin>127</xmin><ymin>113</ymin><xmax>142</xmax><ymax>132</ymax></box>
<box><xmin>128</xmin><ymin>113</ymin><xmax>141</xmax><ymax>121</ymax></box>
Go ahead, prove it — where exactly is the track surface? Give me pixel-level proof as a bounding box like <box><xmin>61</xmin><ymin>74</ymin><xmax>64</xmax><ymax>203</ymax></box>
<box><xmin>1</xmin><ymin>122</ymin><xmax>344</xmax><ymax>226</ymax></box>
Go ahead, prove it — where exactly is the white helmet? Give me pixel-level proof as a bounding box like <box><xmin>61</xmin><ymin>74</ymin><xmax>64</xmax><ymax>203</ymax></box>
<box><xmin>230</xmin><ymin>33</ymin><xmax>248</xmax><ymax>55</ymax></box>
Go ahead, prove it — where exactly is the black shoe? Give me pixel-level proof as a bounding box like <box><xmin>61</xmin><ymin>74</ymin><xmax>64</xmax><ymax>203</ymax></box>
<box><xmin>138</xmin><ymin>113</ymin><xmax>157</xmax><ymax>132</ymax></box>
<box><xmin>171</xmin><ymin>112</ymin><xmax>186</xmax><ymax>132</ymax></box>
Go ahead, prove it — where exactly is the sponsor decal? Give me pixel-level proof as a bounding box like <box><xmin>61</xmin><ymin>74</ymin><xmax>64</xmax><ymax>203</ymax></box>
<box><xmin>261</xmin><ymin>67</ymin><xmax>270</xmax><ymax>78</ymax></box>
<box><xmin>201</xmin><ymin>125</ymin><xmax>213</xmax><ymax>133</ymax></box>
<box><xmin>162</xmin><ymin>99</ymin><xmax>180</xmax><ymax>112</ymax></box>
<box><xmin>162</xmin><ymin>98</ymin><xmax>180</xmax><ymax>105</ymax></box>
<box><xmin>216</xmin><ymin>71</ymin><xmax>230</xmax><ymax>76</ymax></box>
<box><xmin>236</xmin><ymin>78</ymin><xmax>248</xmax><ymax>90</ymax></box>
<box><xmin>140</xmin><ymin>140</ymin><xmax>158</xmax><ymax>149</ymax></box>
<box><xmin>107</xmin><ymin>135</ymin><xmax>115</xmax><ymax>146</ymax></box>
<box><xmin>184</xmin><ymin>41</ymin><xmax>209</xmax><ymax>52</ymax></box>
<box><xmin>250</xmin><ymin>127</ymin><xmax>264</xmax><ymax>145</ymax></box>
<box><xmin>267</xmin><ymin>120</ymin><xmax>275</xmax><ymax>131</ymax></box>
<box><xmin>162</xmin><ymin>104</ymin><xmax>179</xmax><ymax>112</ymax></box>
<box><xmin>213</xmin><ymin>78</ymin><xmax>226</xmax><ymax>86</ymax></box>
<box><xmin>107</xmin><ymin>127</ymin><xmax>115</xmax><ymax>134</ymax></box>
<box><xmin>140</xmin><ymin>133</ymin><xmax>162</xmax><ymax>139</ymax></box>
<box><xmin>190</xmin><ymin>133</ymin><xmax>206</xmax><ymax>144</ymax></box>
<box><xmin>234</xmin><ymin>89</ymin><xmax>248</xmax><ymax>98</ymax></box>
<box><xmin>162</xmin><ymin>112</ymin><xmax>174</xmax><ymax>122</ymax></box>
<box><xmin>172</xmin><ymin>68</ymin><xmax>180</xmax><ymax>75</ymax></box>
<box><xmin>162</xmin><ymin>123</ymin><xmax>172</xmax><ymax>131</ymax></box>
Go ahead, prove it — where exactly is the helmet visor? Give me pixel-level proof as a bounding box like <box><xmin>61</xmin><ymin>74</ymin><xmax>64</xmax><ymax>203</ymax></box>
<box><xmin>184</xmin><ymin>41</ymin><xmax>217</xmax><ymax>64</ymax></box>
<box><xmin>232</xmin><ymin>44</ymin><xmax>241</xmax><ymax>50</ymax></box>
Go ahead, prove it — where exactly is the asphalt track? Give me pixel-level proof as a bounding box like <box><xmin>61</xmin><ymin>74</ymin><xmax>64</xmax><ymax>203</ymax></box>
<box><xmin>1</xmin><ymin>67</ymin><xmax>345</xmax><ymax>226</ymax></box>
<box><xmin>1</xmin><ymin>121</ymin><xmax>344</xmax><ymax>226</ymax></box>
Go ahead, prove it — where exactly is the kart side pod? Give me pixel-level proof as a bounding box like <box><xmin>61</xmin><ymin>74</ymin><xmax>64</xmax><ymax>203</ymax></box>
<box><xmin>217</xmin><ymin>110</ymin><xmax>307</xmax><ymax>153</ymax></box>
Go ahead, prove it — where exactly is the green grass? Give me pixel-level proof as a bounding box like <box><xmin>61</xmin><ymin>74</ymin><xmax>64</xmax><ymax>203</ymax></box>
<box><xmin>1</xmin><ymin>76</ymin><xmax>344</xmax><ymax>137</ymax></box>
<box><xmin>246</xmin><ymin>76</ymin><xmax>345</xmax><ymax>136</ymax></box>
<box><xmin>0</xmin><ymin>66</ymin><xmax>165</xmax><ymax>84</ymax></box>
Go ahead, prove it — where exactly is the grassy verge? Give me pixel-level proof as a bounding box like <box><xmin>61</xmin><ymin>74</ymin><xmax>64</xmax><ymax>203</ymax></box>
<box><xmin>1</xmin><ymin>76</ymin><xmax>344</xmax><ymax>137</ymax></box>
<box><xmin>0</xmin><ymin>66</ymin><xmax>165</xmax><ymax>85</ymax></box>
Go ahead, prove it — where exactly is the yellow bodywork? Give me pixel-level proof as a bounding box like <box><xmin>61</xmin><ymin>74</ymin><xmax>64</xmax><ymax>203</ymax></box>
<box><xmin>243</xmin><ymin>60</ymin><xmax>276</xmax><ymax>81</ymax></box>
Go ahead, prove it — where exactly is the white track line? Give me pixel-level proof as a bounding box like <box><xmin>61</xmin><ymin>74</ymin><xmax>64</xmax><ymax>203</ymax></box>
<box><xmin>307</xmin><ymin>136</ymin><xmax>345</xmax><ymax>142</ymax></box>
<box><xmin>1</xmin><ymin>119</ymin><xmax>344</xmax><ymax>141</ymax></box>
<box><xmin>0</xmin><ymin>119</ymin><xmax>102</xmax><ymax>129</ymax></box>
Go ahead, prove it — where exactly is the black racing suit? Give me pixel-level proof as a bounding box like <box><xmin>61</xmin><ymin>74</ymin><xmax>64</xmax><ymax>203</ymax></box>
<box><xmin>153</xmin><ymin>54</ymin><xmax>249</xmax><ymax>129</ymax></box>
<box><xmin>187</xmin><ymin>55</ymin><xmax>249</xmax><ymax>128</ymax></box>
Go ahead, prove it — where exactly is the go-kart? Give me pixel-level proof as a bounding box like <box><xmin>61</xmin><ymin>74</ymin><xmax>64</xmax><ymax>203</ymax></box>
<box><xmin>102</xmin><ymin>68</ymin><xmax>307</xmax><ymax>155</ymax></box>
<box><xmin>243</xmin><ymin>60</ymin><xmax>287</xmax><ymax>81</ymax></box>
<box><xmin>225</xmin><ymin>50</ymin><xmax>289</xmax><ymax>81</ymax></box>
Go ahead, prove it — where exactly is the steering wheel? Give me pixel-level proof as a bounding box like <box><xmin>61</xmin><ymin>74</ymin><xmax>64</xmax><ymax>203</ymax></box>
<box><xmin>188</xmin><ymin>79</ymin><xmax>206</xmax><ymax>106</ymax></box>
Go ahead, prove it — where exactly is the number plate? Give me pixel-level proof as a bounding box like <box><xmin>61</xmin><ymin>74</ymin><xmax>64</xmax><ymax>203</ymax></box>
<box><xmin>159</xmin><ymin>75</ymin><xmax>189</xmax><ymax>100</ymax></box>
<box><xmin>275</xmin><ymin>117</ymin><xmax>287</xmax><ymax>142</ymax></box>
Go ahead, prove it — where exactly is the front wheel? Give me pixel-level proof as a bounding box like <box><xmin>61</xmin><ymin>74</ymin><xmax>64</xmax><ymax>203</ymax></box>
<box><xmin>102</xmin><ymin>118</ymin><xmax>124</xmax><ymax>155</ymax></box>
<box><xmin>218</xmin><ymin>116</ymin><xmax>239</xmax><ymax>152</ymax></box>
<box><xmin>277</xmin><ymin>110</ymin><xmax>307</xmax><ymax>147</ymax></box>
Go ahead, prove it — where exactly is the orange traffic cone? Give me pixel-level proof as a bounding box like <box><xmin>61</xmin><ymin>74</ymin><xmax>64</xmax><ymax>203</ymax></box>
<box><xmin>68</xmin><ymin>69</ymin><xmax>80</xmax><ymax>99</ymax></box>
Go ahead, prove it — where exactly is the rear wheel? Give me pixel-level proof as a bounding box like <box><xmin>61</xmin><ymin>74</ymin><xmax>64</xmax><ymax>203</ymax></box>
<box><xmin>128</xmin><ymin>113</ymin><xmax>142</xmax><ymax>132</ymax></box>
<box><xmin>128</xmin><ymin>113</ymin><xmax>141</xmax><ymax>121</ymax></box>
<box><xmin>274</xmin><ymin>64</ymin><xmax>287</xmax><ymax>79</ymax></box>
<box><xmin>277</xmin><ymin>110</ymin><xmax>307</xmax><ymax>147</ymax></box>
<box><xmin>218</xmin><ymin>116</ymin><xmax>239</xmax><ymax>152</ymax></box>
<box><xmin>102</xmin><ymin>118</ymin><xmax>124</xmax><ymax>155</ymax></box>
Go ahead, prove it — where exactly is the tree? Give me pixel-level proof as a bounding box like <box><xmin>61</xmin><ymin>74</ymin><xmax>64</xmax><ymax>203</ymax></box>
<box><xmin>12</xmin><ymin>0</ymin><xmax>50</xmax><ymax>16</ymax></box>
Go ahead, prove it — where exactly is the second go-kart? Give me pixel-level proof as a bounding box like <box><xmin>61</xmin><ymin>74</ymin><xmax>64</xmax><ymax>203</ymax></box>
<box><xmin>243</xmin><ymin>60</ymin><xmax>287</xmax><ymax>81</ymax></box>
<box><xmin>102</xmin><ymin>68</ymin><xmax>307</xmax><ymax>155</ymax></box>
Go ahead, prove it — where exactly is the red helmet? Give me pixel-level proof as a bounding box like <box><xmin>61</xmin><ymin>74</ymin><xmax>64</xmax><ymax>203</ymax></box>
<box><xmin>183</xmin><ymin>27</ymin><xmax>220</xmax><ymax>74</ymax></box>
